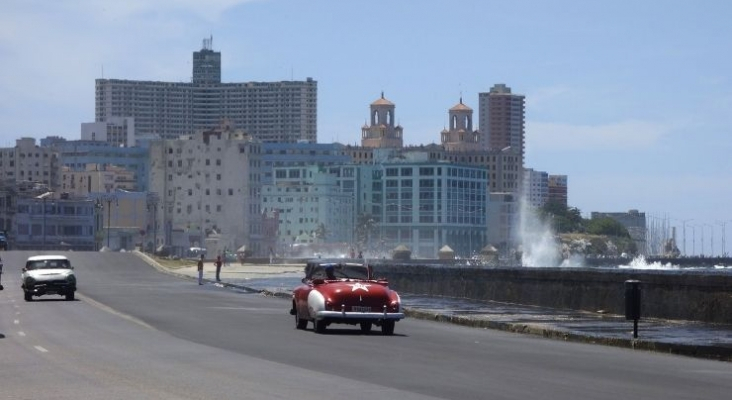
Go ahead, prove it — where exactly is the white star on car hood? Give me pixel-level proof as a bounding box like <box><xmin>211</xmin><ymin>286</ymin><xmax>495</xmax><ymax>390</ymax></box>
<box><xmin>349</xmin><ymin>283</ymin><xmax>370</xmax><ymax>292</ymax></box>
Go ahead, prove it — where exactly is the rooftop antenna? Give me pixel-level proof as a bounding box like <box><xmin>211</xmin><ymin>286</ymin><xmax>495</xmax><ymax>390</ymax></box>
<box><xmin>203</xmin><ymin>35</ymin><xmax>213</xmax><ymax>50</ymax></box>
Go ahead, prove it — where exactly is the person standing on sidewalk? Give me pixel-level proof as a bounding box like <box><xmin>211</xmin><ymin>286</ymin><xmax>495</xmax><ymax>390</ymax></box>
<box><xmin>197</xmin><ymin>254</ymin><xmax>204</xmax><ymax>285</ymax></box>
<box><xmin>215</xmin><ymin>254</ymin><xmax>223</xmax><ymax>282</ymax></box>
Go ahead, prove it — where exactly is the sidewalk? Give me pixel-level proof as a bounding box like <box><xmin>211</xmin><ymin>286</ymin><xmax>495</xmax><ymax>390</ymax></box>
<box><xmin>138</xmin><ymin>253</ymin><xmax>732</xmax><ymax>361</ymax></box>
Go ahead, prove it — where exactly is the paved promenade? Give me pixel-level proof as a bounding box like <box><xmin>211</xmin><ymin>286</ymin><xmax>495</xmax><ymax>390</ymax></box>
<box><xmin>138</xmin><ymin>253</ymin><xmax>732</xmax><ymax>362</ymax></box>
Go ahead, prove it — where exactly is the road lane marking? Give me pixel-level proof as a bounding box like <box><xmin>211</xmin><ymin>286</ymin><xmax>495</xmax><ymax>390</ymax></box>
<box><xmin>34</xmin><ymin>346</ymin><xmax>48</xmax><ymax>353</ymax></box>
<box><xmin>77</xmin><ymin>292</ymin><xmax>158</xmax><ymax>331</ymax></box>
<box><xmin>13</xmin><ymin>319</ymin><xmax>19</xmax><ymax>324</ymax></box>
<box><xmin>18</xmin><ymin>331</ymin><xmax>26</xmax><ymax>337</ymax></box>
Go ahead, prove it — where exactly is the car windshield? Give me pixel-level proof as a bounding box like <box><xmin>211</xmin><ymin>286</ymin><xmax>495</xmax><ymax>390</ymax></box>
<box><xmin>26</xmin><ymin>259</ymin><xmax>71</xmax><ymax>270</ymax></box>
<box><xmin>310</xmin><ymin>264</ymin><xmax>369</xmax><ymax>280</ymax></box>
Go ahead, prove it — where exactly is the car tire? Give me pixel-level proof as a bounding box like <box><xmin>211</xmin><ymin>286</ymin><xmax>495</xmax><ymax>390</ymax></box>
<box><xmin>314</xmin><ymin>319</ymin><xmax>327</xmax><ymax>334</ymax></box>
<box><xmin>66</xmin><ymin>292</ymin><xmax>75</xmax><ymax>301</ymax></box>
<box><xmin>360</xmin><ymin>322</ymin><xmax>372</xmax><ymax>333</ymax></box>
<box><xmin>24</xmin><ymin>292</ymin><xmax>32</xmax><ymax>302</ymax></box>
<box><xmin>295</xmin><ymin>309</ymin><xmax>308</xmax><ymax>330</ymax></box>
<box><xmin>381</xmin><ymin>320</ymin><xmax>395</xmax><ymax>335</ymax></box>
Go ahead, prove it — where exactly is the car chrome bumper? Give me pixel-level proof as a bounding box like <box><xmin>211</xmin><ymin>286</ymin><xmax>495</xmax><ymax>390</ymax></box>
<box><xmin>315</xmin><ymin>311</ymin><xmax>404</xmax><ymax>320</ymax></box>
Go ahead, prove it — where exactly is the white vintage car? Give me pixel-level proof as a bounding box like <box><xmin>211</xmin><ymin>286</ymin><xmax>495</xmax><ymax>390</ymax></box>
<box><xmin>21</xmin><ymin>255</ymin><xmax>76</xmax><ymax>301</ymax></box>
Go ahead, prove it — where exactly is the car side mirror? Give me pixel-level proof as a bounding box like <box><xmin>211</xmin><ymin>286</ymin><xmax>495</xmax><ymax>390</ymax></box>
<box><xmin>22</xmin><ymin>267</ymin><xmax>27</xmax><ymax>272</ymax></box>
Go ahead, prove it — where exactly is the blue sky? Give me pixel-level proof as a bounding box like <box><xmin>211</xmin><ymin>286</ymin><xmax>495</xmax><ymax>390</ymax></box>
<box><xmin>1</xmin><ymin>0</ymin><xmax>731</xmax><ymax>256</ymax></box>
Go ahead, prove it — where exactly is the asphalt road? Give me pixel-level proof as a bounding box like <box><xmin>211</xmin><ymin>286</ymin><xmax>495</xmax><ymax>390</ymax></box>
<box><xmin>1</xmin><ymin>251</ymin><xmax>730</xmax><ymax>400</ymax></box>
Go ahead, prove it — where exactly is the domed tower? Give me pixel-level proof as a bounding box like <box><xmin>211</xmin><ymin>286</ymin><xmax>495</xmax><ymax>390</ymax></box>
<box><xmin>441</xmin><ymin>98</ymin><xmax>480</xmax><ymax>151</ymax></box>
<box><xmin>361</xmin><ymin>92</ymin><xmax>404</xmax><ymax>148</ymax></box>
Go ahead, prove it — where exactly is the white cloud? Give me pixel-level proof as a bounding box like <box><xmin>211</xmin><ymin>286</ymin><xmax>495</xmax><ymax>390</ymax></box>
<box><xmin>525</xmin><ymin>85</ymin><xmax>572</xmax><ymax>111</ymax></box>
<box><xmin>526</xmin><ymin>120</ymin><xmax>674</xmax><ymax>151</ymax></box>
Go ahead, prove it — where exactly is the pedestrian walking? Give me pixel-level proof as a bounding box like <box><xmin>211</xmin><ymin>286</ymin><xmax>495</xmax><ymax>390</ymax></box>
<box><xmin>215</xmin><ymin>255</ymin><xmax>223</xmax><ymax>282</ymax></box>
<box><xmin>197</xmin><ymin>254</ymin><xmax>204</xmax><ymax>285</ymax></box>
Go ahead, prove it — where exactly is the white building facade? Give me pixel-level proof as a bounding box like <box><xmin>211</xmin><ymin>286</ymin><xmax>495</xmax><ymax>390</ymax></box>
<box><xmin>148</xmin><ymin>122</ymin><xmax>262</xmax><ymax>257</ymax></box>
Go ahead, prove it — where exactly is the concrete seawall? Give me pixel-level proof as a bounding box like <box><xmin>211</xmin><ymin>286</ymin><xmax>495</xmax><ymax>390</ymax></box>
<box><xmin>370</xmin><ymin>264</ymin><xmax>732</xmax><ymax>324</ymax></box>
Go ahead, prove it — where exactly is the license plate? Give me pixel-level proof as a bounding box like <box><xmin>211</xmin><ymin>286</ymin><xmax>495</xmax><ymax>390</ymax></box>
<box><xmin>351</xmin><ymin>306</ymin><xmax>371</xmax><ymax>313</ymax></box>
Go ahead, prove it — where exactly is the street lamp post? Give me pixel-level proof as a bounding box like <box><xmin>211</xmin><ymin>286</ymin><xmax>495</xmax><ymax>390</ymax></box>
<box><xmin>94</xmin><ymin>199</ymin><xmax>103</xmax><ymax>251</ymax></box>
<box><xmin>103</xmin><ymin>194</ymin><xmax>118</xmax><ymax>250</ymax></box>
<box><xmin>718</xmin><ymin>220</ymin><xmax>731</xmax><ymax>257</ymax></box>
<box><xmin>680</xmin><ymin>219</ymin><xmax>693</xmax><ymax>256</ymax></box>
<box><xmin>42</xmin><ymin>197</ymin><xmax>47</xmax><ymax>250</ymax></box>
<box><xmin>147</xmin><ymin>193</ymin><xmax>160</xmax><ymax>254</ymax></box>
<box><xmin>38</xmin><ymin>192</ymin><xmax>54</xmax><ymax>251</ymax></box>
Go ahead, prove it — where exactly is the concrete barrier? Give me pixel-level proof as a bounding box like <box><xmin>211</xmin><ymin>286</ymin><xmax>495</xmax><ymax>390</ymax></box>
<box><xmin>370</xmin><ymin>264</ymin><xmax>732</xmax><ymax>324</ymax></box>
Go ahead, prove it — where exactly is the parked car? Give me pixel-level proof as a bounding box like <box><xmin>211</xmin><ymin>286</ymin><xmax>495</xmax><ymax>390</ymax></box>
<box><xmin>21</xmin><ymin>255</ymin><xmax>76</xmax><ymax>301</ymax></box>
<box><xmin>290</xmin><ymin>260</ymin><xmax>404</xmax><ymax>335</ymax></box>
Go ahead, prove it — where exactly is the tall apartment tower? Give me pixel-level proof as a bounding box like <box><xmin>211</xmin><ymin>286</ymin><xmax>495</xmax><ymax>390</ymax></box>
<box><xmin>361</xmin><ymin>93</ymin><xmax>403</xmax><ymax>148</ymax></box>
<box><xmin>478</xmin><ymin>84</ymin><xmax>525</xmax><ymax>159</ymax></box>
<box><xmin>192</xmin><ymin>36</ymin><xmax>221</xmax><ymax>84</ymax></box>
<box><xmin>96</xmin><ymin>38</ymin><xmax>317</xmax><ymax>143</ymax></box>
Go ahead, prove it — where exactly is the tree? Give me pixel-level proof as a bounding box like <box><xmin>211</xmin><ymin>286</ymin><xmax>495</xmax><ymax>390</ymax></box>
<box><xmin>314</xmin><ymin>223</ymin><xmax>327</xmax><ymax>242</ymax></box>
<box><xmin>540</xmin><ymin>201</ymin><xmax>584</xmax><ymax>233</ymax></box>
<box><xmin>585</xmin><ymin>217</ymin><xmax>631</xmax><ymax>238</ymax></box>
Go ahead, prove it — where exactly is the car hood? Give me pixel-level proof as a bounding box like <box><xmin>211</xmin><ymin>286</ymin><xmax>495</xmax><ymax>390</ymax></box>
<box><xmin>24</xmin><ymin>269</ymin><xmax>74</xmax><ymax>280</ymax></box>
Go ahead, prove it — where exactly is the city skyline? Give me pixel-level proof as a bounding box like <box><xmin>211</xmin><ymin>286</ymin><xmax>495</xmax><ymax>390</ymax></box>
<box><xmin>1</xmin><ymin>0</ymin><xmax>731</xmax><ymax>256</ymax></box>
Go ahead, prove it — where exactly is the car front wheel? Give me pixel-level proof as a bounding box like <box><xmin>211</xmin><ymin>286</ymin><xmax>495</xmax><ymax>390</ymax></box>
<box><xmin>314</xmin><ymin>319</ymin><xmax>327</xmax><ymax>334</ymax></box>
<box><xmin>295</xmin><ymin>308</ymin><xmax>308</xmax><ymax>330</ymax></box>
<box><xmin>381</xmin><ymin>320</ymin><xmax>395</xmax><ymax>335</ymax></box>
<box><xmin>66</xmin><ymin>292</ymin><xmax>75</xmax><ymax>301</ymax></box>
<box><xmin>24</xmin><ymin>292</ymin><xmax>32</xmax><ymax>302</ymax></box>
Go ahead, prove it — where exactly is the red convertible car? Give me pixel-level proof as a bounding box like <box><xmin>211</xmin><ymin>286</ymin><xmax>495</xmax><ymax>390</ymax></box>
<box><xmin>290</xmin><ymin>260</ymin><xmax>404</xmax><ymax>335</ymax></box>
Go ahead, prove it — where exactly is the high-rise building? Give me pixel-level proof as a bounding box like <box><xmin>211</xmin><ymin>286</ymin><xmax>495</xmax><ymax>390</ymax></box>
<box><xmin>192</xmin><ymin>36</ymin><xmax>221</xmax><ymax>84</ymax></box>
<box><xmin>95</xmin><ymin>38</ymin><xmax>317</xmax><ymax>143</ymax></box>
<box><xmin>478</xmin><ymin>84</ymin><xmax>525</xmax><ymax>159</ymax></box>
<box><xmin>523</xmin><ymin>168</ymin><xmax>549</xmax><ymax>209</ymax></box>
<box><xmin>547</xmin><ymin>175</ymin><xmax>568</xmax><ymax>207</ymax></box>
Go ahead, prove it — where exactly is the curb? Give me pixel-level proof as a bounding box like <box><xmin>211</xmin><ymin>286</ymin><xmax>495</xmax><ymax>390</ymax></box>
<box><xmin>403</xmin><ymin>309</ymin><xmax>732</xmax><ymax>362</ymax></box>
<box><xmin>134</xmin><ymin>251</ymin><xmax>290</xmax><ymax>297</ymax></box>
